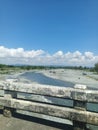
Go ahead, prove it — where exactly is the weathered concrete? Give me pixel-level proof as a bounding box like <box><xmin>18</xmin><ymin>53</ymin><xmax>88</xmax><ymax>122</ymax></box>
<box><xmin>0</xmin><ymin>81</ymin><xmax>98</xmax><ymax>103</ymax></box>
<box><xmin>0</xmin><ymin>97</ymin><xmax>98</xmax><ymax>125</ymax></box>
<box><xmin>0</xmin><ymin>81</ymin><xmax>98</xmax><ymax>130</ymax></box>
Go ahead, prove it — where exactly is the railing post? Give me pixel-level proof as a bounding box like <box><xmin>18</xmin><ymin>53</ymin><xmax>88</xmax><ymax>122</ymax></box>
<box><xmin>3</xmin><ymin>92</ymin><xmax>16</xmax><ymax>117</ymax></box>
<box><xmin>73</xmin><ymin>84</ymin><xmax>87</xmax><ymax>130</ymax></box>
<box><xmin>3</xmin><ymin>107</ymin><xmax>12</xmax><ymax>117</ymax></box>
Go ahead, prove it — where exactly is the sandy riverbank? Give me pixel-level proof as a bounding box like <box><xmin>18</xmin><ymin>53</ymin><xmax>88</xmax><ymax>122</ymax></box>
<box><xmin>40</xmin><ymin>69</ymin><xmax>98</xmax><ymax>89</ymax></box>
<box><xmin>0</xmin><ymin>68</ymin><xmax>98</xmax><ymax>89</ymax></box>
<box><xmin>0</xmin><ymin>70</ymin><xmax>33</xmax><ymax>83</ymax></box>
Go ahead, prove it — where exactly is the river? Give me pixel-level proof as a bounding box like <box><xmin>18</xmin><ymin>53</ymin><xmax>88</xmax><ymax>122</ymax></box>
<box><xmin>20</xmin><ymin>71</ymin><xmax>74</xmax><ymax>87</ymax></box>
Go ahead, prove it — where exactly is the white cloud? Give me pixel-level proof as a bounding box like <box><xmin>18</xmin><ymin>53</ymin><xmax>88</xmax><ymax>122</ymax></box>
<box><xmin>53</xmin><ymin>51</ymin><xmax>63</xmax><ymax>57</ymax></box>
<box><xmin>0</xmin><ymin>46</ymin><xmax>44</xmax><ymax>58</ymax></box>
<box><xmin>0</xmin><ymin>46</ymin><xmax>98</xmax><ymax>66</ymax></box>
<box><xmin>84</xmin><ymin>52</ymin><xmax>94</xmax><ymax>59</ymax></box>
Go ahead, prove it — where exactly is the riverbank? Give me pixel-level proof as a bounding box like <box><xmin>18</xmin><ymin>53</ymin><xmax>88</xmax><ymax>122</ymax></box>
<box><xmin>40</xmin><ymin>69</ymin><xmax>98</xmax><ymax>89</ymax></box>
<box><xmin>1</xmin><ymin>68</ymin><xmax>98</xmax><ymax>89</ymax></box>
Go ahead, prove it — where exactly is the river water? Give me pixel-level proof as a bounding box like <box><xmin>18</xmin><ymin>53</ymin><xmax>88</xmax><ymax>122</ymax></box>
<box><xmin>18</xmin><ymin>71</ymin><xmax>98</xmax><ymax>130</ymax></box>
<box><xmin>20</xmin><ymin>71</ymin><xmax>74</xmax><ymax>87</ymax></box>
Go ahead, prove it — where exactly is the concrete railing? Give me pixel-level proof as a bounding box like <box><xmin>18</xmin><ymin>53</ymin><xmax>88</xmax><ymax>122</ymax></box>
<box><xmin>0</xmin><ymin>81</ymin><xmax>98</xmax><ymax>130</ymax></box>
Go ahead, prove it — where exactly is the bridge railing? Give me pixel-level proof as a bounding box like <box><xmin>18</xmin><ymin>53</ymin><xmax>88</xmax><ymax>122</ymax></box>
<box><xmin>0</xmin><ymin>81</ymin><xmax>98</xmax><ymax>130</ymax></box>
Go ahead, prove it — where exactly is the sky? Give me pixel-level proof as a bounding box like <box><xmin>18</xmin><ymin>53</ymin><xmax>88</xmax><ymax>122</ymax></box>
<box><xmin>0</xmin><ymin>0</ymin><xmax>98</xmax><ymax>66</ymax></box>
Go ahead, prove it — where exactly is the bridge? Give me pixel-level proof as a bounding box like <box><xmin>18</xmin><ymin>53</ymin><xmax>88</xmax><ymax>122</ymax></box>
<box><xmin>0</xmin><ymin>80</ymin><xmax>98</xmax><ymax>130</ymax></box>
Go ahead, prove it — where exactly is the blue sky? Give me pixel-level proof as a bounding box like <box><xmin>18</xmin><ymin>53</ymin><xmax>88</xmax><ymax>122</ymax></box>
<box><xmin>0</xmin><ymin>0</ymin><xmax>98</xmax><ymax>66</ymax></box>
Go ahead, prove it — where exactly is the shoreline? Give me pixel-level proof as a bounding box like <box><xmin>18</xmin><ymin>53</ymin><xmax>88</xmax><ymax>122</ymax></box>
<box><xmin>39</xmin><ymin>69</ymin><xmax>98</xmax><ymax>89</ymax></box>
<box><xmin>0</xmin><ymin>68</ymin><xmax>98</xmax><ymax>89</ymax></box>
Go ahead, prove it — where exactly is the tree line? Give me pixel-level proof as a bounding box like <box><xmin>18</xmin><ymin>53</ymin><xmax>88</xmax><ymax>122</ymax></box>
<box><xmin>0</xmin><ymin>63</ymin><xmax>98</xmax><ymax>73</ymax></box>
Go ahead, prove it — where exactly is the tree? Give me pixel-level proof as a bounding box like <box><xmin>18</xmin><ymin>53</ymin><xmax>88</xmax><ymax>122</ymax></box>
<box><xmin>94</xmin><ymin>63</ymin><xmax>98</xmax><ymax>73</ymax></box>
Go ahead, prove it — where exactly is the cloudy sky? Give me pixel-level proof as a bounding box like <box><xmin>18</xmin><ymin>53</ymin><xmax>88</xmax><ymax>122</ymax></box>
<box><xmin>0</xmin><ymin>0</ymin><xmax>98</xmax><ymax>66</ymax></box>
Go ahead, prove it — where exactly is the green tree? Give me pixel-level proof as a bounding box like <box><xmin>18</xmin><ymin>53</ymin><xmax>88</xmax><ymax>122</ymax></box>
<box><xmin>94</xmin><ymin>63</ymin><xmax>98</xmax><ymax>73</ymax></box>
